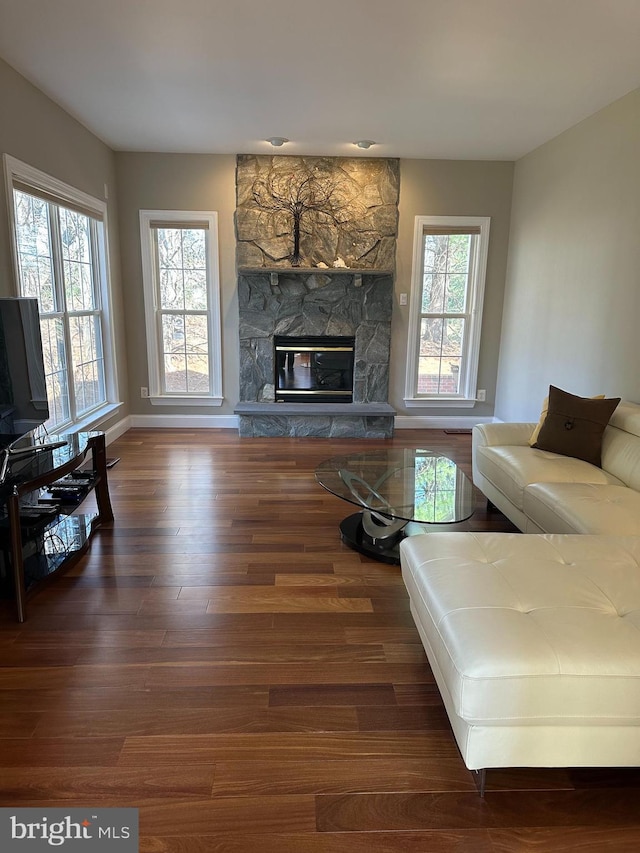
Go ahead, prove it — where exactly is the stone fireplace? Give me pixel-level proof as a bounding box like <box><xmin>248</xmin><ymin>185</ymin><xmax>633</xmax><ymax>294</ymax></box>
<box><xmin>234</xmin><ymin>154</ymin><xmax>399</xmax><ymax>437</ymax></box>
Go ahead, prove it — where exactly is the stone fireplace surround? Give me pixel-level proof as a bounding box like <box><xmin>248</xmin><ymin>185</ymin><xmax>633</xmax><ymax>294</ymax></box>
<box><xmin>234</xmin><ymin>154</ymin><xmax>399</xmax><ymax>438</ymax></box>
<box><xmin>236</xmin><ymin>269</ymin><xmax>395</xmax><ymax>437</ymax></box>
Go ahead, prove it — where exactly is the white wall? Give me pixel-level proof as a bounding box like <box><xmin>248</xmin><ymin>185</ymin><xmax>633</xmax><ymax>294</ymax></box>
<box><xmin>495</xmin><ymin>88</ymin><xmax>640</xmax><ymax>422</ymax></box>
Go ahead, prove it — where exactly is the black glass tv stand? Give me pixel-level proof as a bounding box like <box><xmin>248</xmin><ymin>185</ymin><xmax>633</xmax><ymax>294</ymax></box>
<box><xmin>0</xmin><ymin>439</ymin><xmax>68</xmax><ymax>485</ymax></box>
<box><xmin>0</xmin><ymin>431</ymin><xmax>113</xmax><ymax>621</ymax></box>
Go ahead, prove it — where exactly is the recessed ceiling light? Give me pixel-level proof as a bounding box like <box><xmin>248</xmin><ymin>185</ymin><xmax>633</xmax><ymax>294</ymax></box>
<box><xmin>354</xmin><ymin>140</ymin><xmax>375</xmax><ymax>149</ymax></box>
<box><xmin>267</xmin><ymin>137</ymin><xmax>289</xmax><ymax>147</ymax></box>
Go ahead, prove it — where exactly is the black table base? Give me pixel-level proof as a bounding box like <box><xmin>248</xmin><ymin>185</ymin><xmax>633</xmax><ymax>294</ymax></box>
<box><xmin>339</xmin><ymin>512</ymin><xmax>404</xmax><ymax>565</ymax></box>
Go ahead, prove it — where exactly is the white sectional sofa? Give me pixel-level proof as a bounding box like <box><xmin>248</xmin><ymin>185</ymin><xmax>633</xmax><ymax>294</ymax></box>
<box><xmin>472</xmin><ymin>400</ymin><xmax>640</xmax><ymax>534</ymax></box>
<box><xmin>399</xmin><ymin>399</ymin><xmax>640</xmax><ymax>791</ymax></box>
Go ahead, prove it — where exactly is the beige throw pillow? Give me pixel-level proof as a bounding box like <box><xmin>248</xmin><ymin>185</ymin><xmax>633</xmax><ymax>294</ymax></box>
<box><xmin>529</xmin><ymin>397</ymin><xmax>549</xmax><ymax>446</ymax></box>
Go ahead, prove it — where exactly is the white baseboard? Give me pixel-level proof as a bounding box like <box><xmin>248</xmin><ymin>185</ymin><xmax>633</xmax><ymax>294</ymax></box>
<box><xmin>394</xmin><ymin>415</ymin><xmax>496</xmax><ymax>429</ymax></box>
<box><xmin>129</xmin><ymin>414</ymin><xmax>239</xmax><ymax>429</ymax></box>
<box><xmin>103</xmin><ymin>415</ymin><xmax>133</xmax><ymax>446</ymax></box>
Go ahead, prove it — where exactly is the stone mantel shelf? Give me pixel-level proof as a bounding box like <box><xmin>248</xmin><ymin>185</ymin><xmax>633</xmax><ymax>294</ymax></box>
<box><xmin>235</xmin><ymin>401</ymin><xmax>396</xmax><ymax>416</ymax></box>
<box><xmin>237</xmin><ymin>267</ymin><xmax>393</xmax><ymax>288</ymax></box>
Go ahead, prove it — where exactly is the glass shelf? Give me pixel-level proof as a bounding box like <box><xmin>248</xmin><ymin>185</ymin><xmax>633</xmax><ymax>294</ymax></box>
<box><xmin>0</xmin><ymin>430</ymin><xmax>113</xmax><ymax>621</ymax></box>
<box><xmin>22</xmin><ymin>514</ymin><xmax>96</xmax><ymax>590</ymax></box>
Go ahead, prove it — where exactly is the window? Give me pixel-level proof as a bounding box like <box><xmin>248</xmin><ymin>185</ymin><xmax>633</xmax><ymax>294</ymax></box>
<box><xmin>405</xmin><ymin>216</ymin><xmax>490</xmax><ymax>406</ymax></box>
<box><xmin>5</xmin><ymin>155</ymin><xmax>119</xmax><ymax>432</ymax></box>
<box><xmin>139</xmin><ymin>211</ymin><xmax>222</xmax><ymax>405</ymax></box>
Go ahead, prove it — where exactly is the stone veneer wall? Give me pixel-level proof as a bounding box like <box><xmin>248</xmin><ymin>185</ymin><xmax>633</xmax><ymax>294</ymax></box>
<box><xmin>236</xmin><ymin>155</ymin><xmax>399</xmax><ymax>269</ymax></box>
<box><xmin>238</xmin><ymin>271</ymin><xmax>393</xmax><ymax>405</ymax></box>
<box><xmin>235</xmin><ymin>154</ymin><xmax>399</xmax><ymax>437</ymax></box>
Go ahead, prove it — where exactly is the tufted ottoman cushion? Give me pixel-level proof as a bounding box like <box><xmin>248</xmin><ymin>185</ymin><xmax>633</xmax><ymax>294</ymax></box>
<box><xmin>400</xmin><ymin>532</ymin><xmax>640</xmax><ymax>769</ymax></box>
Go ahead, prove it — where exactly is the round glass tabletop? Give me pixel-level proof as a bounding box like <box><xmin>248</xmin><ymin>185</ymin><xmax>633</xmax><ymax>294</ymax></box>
<box><xmin>315</xmin><ymin>447</ymin><xmax>475</xmax><ymax>525</ymax></box>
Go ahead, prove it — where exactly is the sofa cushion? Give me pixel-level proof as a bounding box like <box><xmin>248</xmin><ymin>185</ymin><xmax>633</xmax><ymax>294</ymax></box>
<box><xmin>609</xmin><ymin>401</ymin><xmax>640</xmax><ymax>437</ymax></box>
<box><xmin>533</xmin><ymin>386</ymin><xmax>621</xmax><ymax>467</ymax></box>
<box><xmin>475</xmin><ymin>444</ymin><xmax>622</xmax><ymax>511</ymax></box>
<box><xmin>524</xmin><ymin>482</ymin><xmax>640</xmax><ymax>535</ymax></box>
<box><xmin>601</xmin><ymin>403</ymin><xmax>640</xmax><ymax>490</ymax></box>
<box><xmin>400</xmin><ymin>532</ymin><xmax>640</xmax><ymax>726</ymax></box>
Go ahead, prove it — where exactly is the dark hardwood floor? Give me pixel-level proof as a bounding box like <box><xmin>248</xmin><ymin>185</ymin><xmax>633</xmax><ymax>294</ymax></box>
<box><xmin>0</xmin><ymin>428</ymin><xmax>639</xmax><ymax>852</ymax></box>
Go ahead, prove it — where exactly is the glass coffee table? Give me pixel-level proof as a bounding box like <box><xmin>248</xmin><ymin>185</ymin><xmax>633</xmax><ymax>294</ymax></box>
<box><xmin>315</xmin><ymin>448</ymin><xmax>475</xmax><ymax>564</ymax></box>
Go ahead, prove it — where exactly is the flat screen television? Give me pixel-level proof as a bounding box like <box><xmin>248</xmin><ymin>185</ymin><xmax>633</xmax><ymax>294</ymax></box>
<box><xmin>0</xmin><ymin>297</ymin><xmax>49</xmax><ymax>448</ymax></box>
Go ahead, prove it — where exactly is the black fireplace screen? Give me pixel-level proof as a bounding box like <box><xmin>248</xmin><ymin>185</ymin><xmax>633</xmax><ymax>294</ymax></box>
<box><xmin>274</xmin><ymin>335</ymin><xmax>355</xmax><ymax>403</ymax></box>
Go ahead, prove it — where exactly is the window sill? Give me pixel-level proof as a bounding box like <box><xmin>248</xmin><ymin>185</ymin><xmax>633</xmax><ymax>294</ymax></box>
<box><xmin>404</xmin><ymin>397</ymin><xmax>479</xmax><ymax>408</ymax></box>
<box><xmin>149</xmin><ymin>396</ymin><xmax>224</xmax><ymax>407</ymax></box>
<box><xmin>66</xmin><ymin>401</ymin><xmax>125</xmax><ymax>432</ymax></box>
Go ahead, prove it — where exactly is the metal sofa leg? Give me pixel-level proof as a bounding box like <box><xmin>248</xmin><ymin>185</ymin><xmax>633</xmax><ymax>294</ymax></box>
<box><xmin>473</xmin><ymin>768</ymin><xmax>487</xmax><ymax>797</ymax></box>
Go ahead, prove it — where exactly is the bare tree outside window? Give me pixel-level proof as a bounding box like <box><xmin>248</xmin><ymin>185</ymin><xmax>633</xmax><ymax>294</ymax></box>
<box><xmin>155</xmin><ymin>227</ymin><xmax>209</xmax><ymax>394</ymax></box>
<box><xmin>13</xmin><ymin>190</ymin><xmax>106</xmax><ymax>428</ymax></box>
<box><xmin>416</xmin><ymin>232</ymin><xmax>472</xmax><ymax>395</ymax></box>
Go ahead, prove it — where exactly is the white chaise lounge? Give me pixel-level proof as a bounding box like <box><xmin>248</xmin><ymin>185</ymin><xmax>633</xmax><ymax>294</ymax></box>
<box><xmin>400</xmin><ymin>531</ymin><xmax>640</xmax><ymax>793</ymax></box>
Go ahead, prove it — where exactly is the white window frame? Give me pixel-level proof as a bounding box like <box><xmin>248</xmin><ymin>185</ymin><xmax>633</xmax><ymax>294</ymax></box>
<box><xmin>139</xmin><ymin>210</ymin><xmax>223</xmax><ymax>406</ymax></box>
<box><xmin>404</xmin><ymin>215</ymin><xmax>490</xmax><ymax>408</ymax></box>
<box><xmin>3</xmin><ymin>154</ymin><xmax>121</xmax><ymax>431</ymax></box>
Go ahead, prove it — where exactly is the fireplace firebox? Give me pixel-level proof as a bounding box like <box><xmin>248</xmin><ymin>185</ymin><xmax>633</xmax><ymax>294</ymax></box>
<box><xmin>274</xmin><ymin>335</ymin><xmax>355</xmax><ymax>403</ymax></box>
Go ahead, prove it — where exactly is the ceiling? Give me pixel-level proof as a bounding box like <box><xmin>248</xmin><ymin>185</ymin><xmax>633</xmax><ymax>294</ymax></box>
<box><xmin>1</xmin><ymin>0</ymin><xmax>640</xmax><ymax>160</ymax></box>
